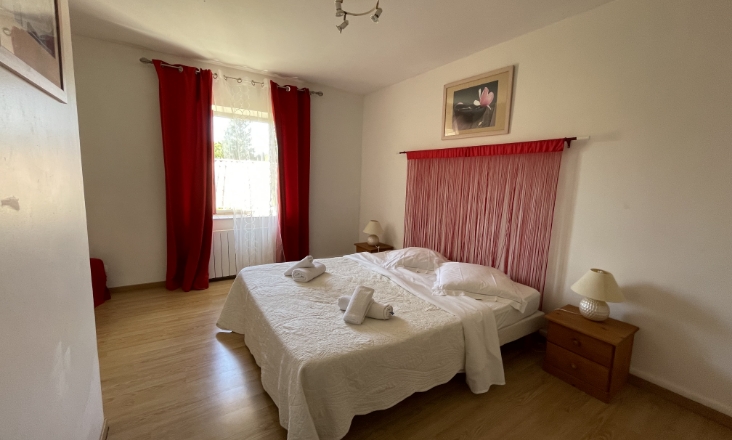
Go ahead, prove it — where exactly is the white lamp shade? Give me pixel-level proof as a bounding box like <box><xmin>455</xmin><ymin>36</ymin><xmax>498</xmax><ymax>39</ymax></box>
<box><xmin>363</xmin><ymin>220</ymin><xmax>384</xmax><ymax>236</ymax></box>
<box><xmin>571</xmin><ymin>268</ymin><xmax>625</xmax><ymax>303</ymax></box>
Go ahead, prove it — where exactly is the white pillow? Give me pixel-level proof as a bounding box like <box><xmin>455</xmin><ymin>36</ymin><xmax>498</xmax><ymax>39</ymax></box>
<box><xmin>383</xmin><ymin>247</ymin><xmax>448</xmax><ymax>272</ymax></box>
<box><xmin>434</xmin><ymin>262</ymin><xmax>528</xmax><ymax>312</ymax></box>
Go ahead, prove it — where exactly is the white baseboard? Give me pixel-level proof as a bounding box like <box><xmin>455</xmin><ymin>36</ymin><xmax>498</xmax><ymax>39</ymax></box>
<box><xmin>99</xmin><ymin>418</ymin><xmax>109</xmax><ymax>440</ymax></box>
<box><xmin>630</xmin><ymin>367</ymin><xmax>732</xmax><ymax>417</ymax></box>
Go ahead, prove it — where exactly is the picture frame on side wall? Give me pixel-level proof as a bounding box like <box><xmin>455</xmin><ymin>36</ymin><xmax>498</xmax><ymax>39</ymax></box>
<box><xmin>442</xmin><ymin>65</ymin><xmax>514</xmax><ymax>140</ymax></box>
<box><xmin>0</xmin><ymin>0</ymin><xmax>67</xmax><ymax>103</ymax></box>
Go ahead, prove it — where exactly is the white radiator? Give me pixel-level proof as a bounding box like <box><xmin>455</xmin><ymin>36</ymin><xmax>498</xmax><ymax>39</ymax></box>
<box><xmin>209</xmin><ymin>230</ymin><xmax>237</xmax><ymax>279</ymax></box>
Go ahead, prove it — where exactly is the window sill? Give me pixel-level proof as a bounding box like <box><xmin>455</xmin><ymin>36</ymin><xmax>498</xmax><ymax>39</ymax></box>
<box><xmin>213</xmin><ymin>214</ymin><xmax>233</xmax><ymax>220</ymax></box>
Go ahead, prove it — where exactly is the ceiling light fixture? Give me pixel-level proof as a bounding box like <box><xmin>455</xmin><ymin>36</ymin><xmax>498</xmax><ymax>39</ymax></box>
<box><xmin>336</xmin><ymin>15</ymin><xmax>349</xmax><ymax>33</ymax></box>
<box><xmin>334</xmin><ymin>0</ymin><xmax>382</xmax><ymax>33</ymax></box>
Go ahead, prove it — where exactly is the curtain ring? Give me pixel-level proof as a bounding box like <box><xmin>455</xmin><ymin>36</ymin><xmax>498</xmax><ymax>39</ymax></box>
<box><xmin>237</xmin><ymin>78</ymin><xmax>243</xmax><ymax>84</ymax></box>
<box><xmin>285</xmin><ymin>86</ymin><xmax>291</xmax><ymax>92</ymax></box>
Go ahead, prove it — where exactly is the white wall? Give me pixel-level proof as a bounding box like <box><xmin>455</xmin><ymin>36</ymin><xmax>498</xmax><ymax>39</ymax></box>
<box><xmin>310</xmin><ymin>86</ymin><xmax>363</xmax><ymax>258</ymax></box>
<box><xmin>0</xmin><ymin>0</ymin><xmax>105</xmax><ymax>438</ymax></box>
<box><xmin>72</xmin><ymin>35</ymin><xmax>363</xmax><ymax>287</ymax></box>
<box><xmin>360</xmin><ymin>0</ymin><xmax>732</xmax><ymax>416</ymax></box>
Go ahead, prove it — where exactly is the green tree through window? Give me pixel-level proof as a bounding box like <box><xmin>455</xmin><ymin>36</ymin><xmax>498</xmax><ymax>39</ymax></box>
<box><xmin>220</xmin><ymin>119</ymin><xmax>264</xmax><ymax>161</ymax></box>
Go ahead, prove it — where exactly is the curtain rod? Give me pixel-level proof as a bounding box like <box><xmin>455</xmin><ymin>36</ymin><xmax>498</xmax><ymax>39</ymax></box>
<box><xmin>139</xmin><ymin>58</ymin><xmax>323</xmax><ymax>96</ymax></box>
<box><xmin>397</xmin><ymin>136</ymin><xmax>590</xmax><ymax>154</ymax></box>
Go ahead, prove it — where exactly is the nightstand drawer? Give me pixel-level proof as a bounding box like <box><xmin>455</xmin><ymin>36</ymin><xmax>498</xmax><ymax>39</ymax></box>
<box><xmin>545</xmin><ymin>342</ymin><xmax>610</xmax><ymax>391</ymax></box>
<box><xmin>547</xmin><ymin>322</ymin><xmax>614</xmax><ymax>367</ymax></box>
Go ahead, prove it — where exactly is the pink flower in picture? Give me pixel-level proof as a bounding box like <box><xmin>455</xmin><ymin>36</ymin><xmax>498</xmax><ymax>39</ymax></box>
<box><xmin>477</xmin><ymin>87</ymin><xmax>494</xmax><ymax>109</ymax></box>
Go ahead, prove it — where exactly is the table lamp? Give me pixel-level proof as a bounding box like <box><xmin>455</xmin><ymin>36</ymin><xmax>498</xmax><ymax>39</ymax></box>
<box><xmin>571</xmin><ymin>268</ymin><xmax>625</xmax><ymax>321</ymax></box>
<box><xmin>363</xmin><ymin>220</ymin><xmax>383</xmax><ymax>246</ymax></box>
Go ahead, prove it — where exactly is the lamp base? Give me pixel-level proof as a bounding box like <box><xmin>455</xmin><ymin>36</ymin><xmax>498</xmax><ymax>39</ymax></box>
<box><xmin>366</xmin><ymin>234</ymin><xmax>379</xmax><ymax>246</ymax></box>
<box><xmin>579</xmin><ymin>297</ymin><xmax>610</xmax><ymax>321</ymax></box>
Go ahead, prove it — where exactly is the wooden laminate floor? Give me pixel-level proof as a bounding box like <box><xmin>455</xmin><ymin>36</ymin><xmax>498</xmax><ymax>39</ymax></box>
<box><xmin>95</xmin><ymin>280</ymin><xmax>732</xmax><ymax>440</ymax></box>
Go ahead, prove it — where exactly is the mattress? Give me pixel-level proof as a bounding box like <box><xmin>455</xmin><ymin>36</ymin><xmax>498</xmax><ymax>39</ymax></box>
<box><xmin>498</xmin><ymin>311</ymin><xmax>545</xmax><ymax>346</ymax></box>
<box><xmin>482</xmin><ymin>283</ymin><xmax>542</xmax><ymax>330</ymax></box>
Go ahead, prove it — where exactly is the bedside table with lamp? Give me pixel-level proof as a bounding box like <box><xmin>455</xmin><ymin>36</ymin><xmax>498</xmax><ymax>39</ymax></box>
<box><xmin>355</xmin><ymin>220</ymin><xmax>393</xmax><ymax>253</ymax></box>
<box><xmin>543</xmin><ymin>268</ymin><xmax>639</xmax><ymax>402</ymax></box>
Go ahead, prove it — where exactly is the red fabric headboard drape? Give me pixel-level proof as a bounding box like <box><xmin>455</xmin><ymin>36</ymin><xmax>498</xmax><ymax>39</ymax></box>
<box><xmin>154</xmin><ymin>60</ymin><xmax>214</xmax><ymax>291</ymax></box>
<box><xmin>404</xmin><ymin>139</ymin><xmax>565</xmax><ymax>308</ymax></box>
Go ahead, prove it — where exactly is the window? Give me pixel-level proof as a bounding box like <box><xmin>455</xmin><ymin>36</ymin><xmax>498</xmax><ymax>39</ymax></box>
<box><xmin>211</xmin><ymin>82</ymin><xmax>280</xmax><ymax>268</ymax></box>
<box><xmin>213</xmin><ymin>114</ymin><xmax>276</xmax><ymax>217</ymax></box>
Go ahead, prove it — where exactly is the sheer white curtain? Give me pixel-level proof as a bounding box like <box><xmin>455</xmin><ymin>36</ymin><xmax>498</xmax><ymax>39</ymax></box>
<box><xmin>213</xmin><ymin>73</ymin><xmax>281</xmax><ymax>270</ymax></box>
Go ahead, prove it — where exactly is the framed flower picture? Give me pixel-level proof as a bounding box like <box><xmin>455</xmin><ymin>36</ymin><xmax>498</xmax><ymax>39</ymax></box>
<box><xmin>442</xmin><ymin>65</ymin><xmax>514</xmax><ymax>140</ymax></box>
<box><xmin>0</xmin><ymin>0</ymin><xmax>67</xmax><ymax>103</ymax></box>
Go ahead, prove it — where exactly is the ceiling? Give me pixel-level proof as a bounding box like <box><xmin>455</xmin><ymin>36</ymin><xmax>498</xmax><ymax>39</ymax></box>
<box><xmin>68</xmin><ymin>0</ymin><xmax>612</xmax><ymax>94</ymax></box>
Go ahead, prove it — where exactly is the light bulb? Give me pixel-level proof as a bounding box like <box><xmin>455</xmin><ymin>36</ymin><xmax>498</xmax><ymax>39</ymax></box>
<box><xmin>335</xmin><ymin>0</ymin><xmax>344</xmax><ymax>17</ymax></box>
<box><xmin>371</xmin><ymin>8</ymin><xmax>382</xmax><ymax>23</ymax></box>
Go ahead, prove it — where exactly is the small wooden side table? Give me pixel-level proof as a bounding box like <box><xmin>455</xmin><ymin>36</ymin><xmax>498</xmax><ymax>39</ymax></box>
<box><xmin>543</xmin><ymin>305</ymin><xmax>639</xmax><ymax>402</ymax></box>
<box><xmin>354</xmin><ymin>242</ymin><xmax>394</xmax><ymax>253</ymax></box>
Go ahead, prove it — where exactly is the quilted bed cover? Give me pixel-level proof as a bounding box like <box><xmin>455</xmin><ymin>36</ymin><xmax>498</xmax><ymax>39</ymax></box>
<box><xmin>216</xmin><ymin>254</ymin><xmax>504</xmax><ymax>440</ymax></box>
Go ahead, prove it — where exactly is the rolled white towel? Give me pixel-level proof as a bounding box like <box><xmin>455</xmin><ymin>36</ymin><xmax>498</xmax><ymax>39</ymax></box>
<box><xmin>338</xmin><ymin>295</ymin><xmax>393</xmax><ymax>320</ymax></box>
<box><xmin>292</xmin><ymin>262</ymin><xmax>326</xmax><ymax>283</ymax></box>
<box><xmin>284</xmin><ymin>255</ymin><xmax>314</xmax><ymax>276</ymax></box>
<box><xmin>344</xmin><ymin>286</ymin><xmax>374</xmax><ymax>325</ymax></box>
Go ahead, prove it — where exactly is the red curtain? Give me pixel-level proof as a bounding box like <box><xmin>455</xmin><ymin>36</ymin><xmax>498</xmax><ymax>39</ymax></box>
<box><xmin>270</xmin><ymin>81</ymin><xmax>310</xmax><ymax>262</ymax></box>
<box><xmin>404</xmin><ymin>139</ymin><xmax>565</xmax><ymax>308</ymax></box>
<box><xmin>154</xmin><ymin>60</ymin><xmax>214</xmax><ymax>291</ymax></box>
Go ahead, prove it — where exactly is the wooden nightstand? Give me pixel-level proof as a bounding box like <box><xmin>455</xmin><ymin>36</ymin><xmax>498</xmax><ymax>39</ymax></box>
<box><xmin>354</xmin><ymin>242</ymin><xmax>394</xmax><ymax>253</ymax></box>
<box><xmin>543</xmin><ymin>305</ymin><xmax>639</xmax><ymax>402</ymax></box>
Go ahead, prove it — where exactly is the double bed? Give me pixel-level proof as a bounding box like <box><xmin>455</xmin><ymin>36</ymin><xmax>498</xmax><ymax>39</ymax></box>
<box><xmin>216</xmin><ymin>250</ymin><xmax>545</xmax><ymax>440</ymax></box>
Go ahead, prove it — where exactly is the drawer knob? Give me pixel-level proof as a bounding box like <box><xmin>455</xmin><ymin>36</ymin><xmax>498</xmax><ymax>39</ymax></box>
<box><xmin>570</xmin><ymin>363</ymin><xmax>578</xmax><ymax>370</ymax></box>
<box><xmin>572</xmin><ymin>338</ymin><xmax>580</xmax><ymax>347</ymax></box>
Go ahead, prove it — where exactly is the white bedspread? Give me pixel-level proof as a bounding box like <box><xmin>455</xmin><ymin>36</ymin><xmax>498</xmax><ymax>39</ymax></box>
<box><xmin>216</xmin><ymin>255</ymin><xmax>504</xmax><ymax>440</ymax></box>
<box><xmin>346</xmin><ymin>252</ymin><xmax>505</xmax><ymax>393</ymax></box>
